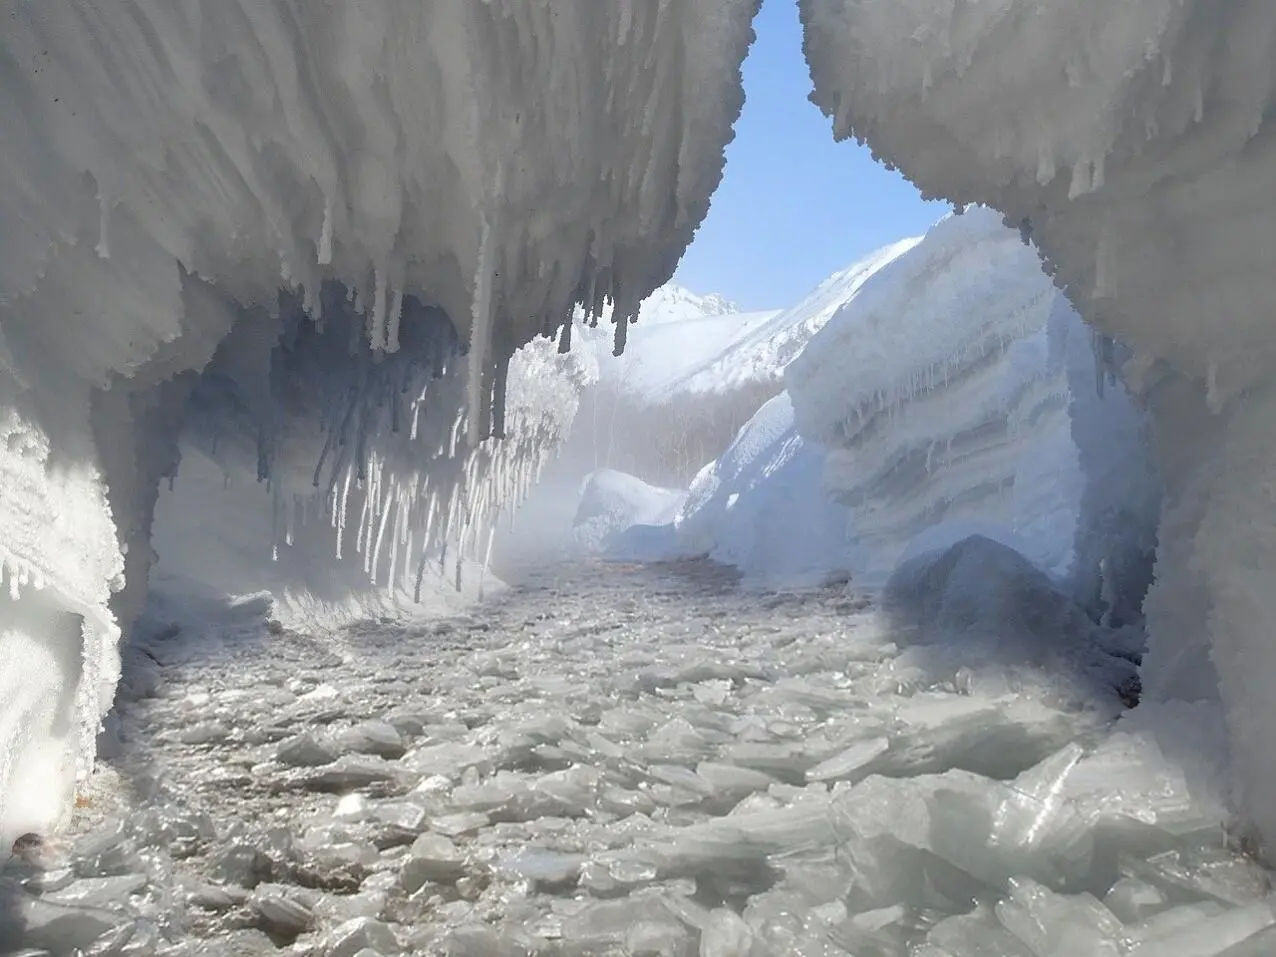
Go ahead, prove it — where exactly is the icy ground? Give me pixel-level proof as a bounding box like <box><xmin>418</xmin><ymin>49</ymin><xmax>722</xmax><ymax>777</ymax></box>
<box><xmin>4</xmin><ymin>562</ymin><xmax>1274</xmax><ymax>957</ymax></box>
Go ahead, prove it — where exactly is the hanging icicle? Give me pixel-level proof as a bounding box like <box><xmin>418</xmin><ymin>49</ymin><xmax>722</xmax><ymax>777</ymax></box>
<box><xmin>491</xmin><ymin>351</ymin><xmax>511</xmax><ymax>440</ymax></box>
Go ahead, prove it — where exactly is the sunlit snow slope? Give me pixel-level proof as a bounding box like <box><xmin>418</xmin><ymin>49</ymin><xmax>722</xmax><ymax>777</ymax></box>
<box><xmin>800</xmin><ymin>0</ymin><xmax>1276</xmax><ymax>846</ymax></box>
<box><xmin>0</xmin><ymin>1</ymin><xmax>760</xmax><ymax>848</ymax></box>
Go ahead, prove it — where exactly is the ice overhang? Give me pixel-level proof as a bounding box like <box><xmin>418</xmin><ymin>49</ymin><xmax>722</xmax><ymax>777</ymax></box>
<box><xmin>800</xmin><ymin>0</ymin><xmax>1276</xmax><ymax>408</ymax></box>
<box><xmin>0</xmin><ymin>1</ymin><xmax>760</xmax><ymax>414</ymax></box>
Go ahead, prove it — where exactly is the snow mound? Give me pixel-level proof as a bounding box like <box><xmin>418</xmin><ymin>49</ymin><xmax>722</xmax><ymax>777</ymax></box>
<box><xmin>669</xmin><ymin>394</ymin><xmax>856</xmax><ymax>587</ymax></box>
<box><xmin>572</xmin><ymin>470</ymin><xmax>686</xmax><ymax>557</ymax></box>
<box><xmin>787</xmin><ymin>209</ymin><xmax>1157</xmax><ymax>594</ymax></box>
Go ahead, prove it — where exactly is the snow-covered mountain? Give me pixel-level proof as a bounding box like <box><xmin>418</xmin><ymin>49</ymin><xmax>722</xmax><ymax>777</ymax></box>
<box><xmin>672</xmin><ymin>236</ymin><xmax>922</xmax><ymax>395</ymax></box>
<box><xmin>582</xmin><ymin>239</ymin><xmax>922</xmax><ymax>404</ymax></box>
<box><xmin>574</xmin><ymin>286</ymin><xmax>776</xmax><ymax>401</ymax></box>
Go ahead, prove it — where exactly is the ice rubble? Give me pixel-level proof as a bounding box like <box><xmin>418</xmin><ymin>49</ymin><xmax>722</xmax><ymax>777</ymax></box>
<box><xmin>0</xmin><ymin>1</ymin><xmax>759</xmax><ymax>849</ymax></box>
<box><xmin>799</xmin><ymin>0</ymin><xmax>1276</xmax><ymax>845</ymax></box>
<box><xmin>12</xmin><ymin>562</ymin><xmax>1272</xmax><ymax>956</ymax></box>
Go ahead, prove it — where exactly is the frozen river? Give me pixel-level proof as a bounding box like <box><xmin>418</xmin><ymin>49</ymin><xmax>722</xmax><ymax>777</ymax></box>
<box><xmin>3</xmin><ymin>561</ymin><xmax>1273</xmax><ymax>956</ymax></box>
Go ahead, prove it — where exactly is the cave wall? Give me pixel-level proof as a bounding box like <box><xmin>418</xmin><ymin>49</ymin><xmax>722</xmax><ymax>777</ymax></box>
<box><xmin>800</xmin><ymin>0</ymin><xmax>1276</xmax><ymax>844</ymax></box>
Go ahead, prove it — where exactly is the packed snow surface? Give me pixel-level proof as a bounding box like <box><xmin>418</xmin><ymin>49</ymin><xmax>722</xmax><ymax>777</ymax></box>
<box><xmin>6</xmin><ymin>561</ymin><xmax>1270</xmax><ymax>955</ymax></box>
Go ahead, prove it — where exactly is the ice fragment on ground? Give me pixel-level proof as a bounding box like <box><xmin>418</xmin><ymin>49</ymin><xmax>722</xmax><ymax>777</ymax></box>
<box><xmin>699</xmin><ymin>907</ymin><xmax>755</xmax><ymax>957</ymax></box>
<box><xmin>1</xmin><ymin>879</ymin><xmax>130</xmax><ymax>954</ymax></box>
<box><xmin>337</xmin><ymin>722</ymin><xmax>407</xmax><ymax>760</ymax></box>
<box><xmin>1125</xmin><ymin>900</ymin><xmax>1276</xmax><ymax>956</ymax></box>
<box><xmin>41</xmin><ymin>873</ymin><xmax>147</xmax><ymax>907</ymax></box>
<box><xmin>428</xmin><ymin>813</ymin><xmax>490</xmax><ymax>839</ymax></box>
<box><xmin>323</xmin><ymin>917</ymin><xmax>402</xmax><ymax>957</ymax></box>
<box><xmin>300</xmin><ymin>755</ymin><xmax>404</xmax><ymax>792</ymax></box>
<box><xmin>995</xmin><ymin>877</ymin><xmax>1122</xmax><ymax>956</ymax></box>
<box><xmin>399</xmin><ymin>833</ymin><xmax>467</xmax><ymax>891</ymax></box>
<box><xmin>1216</xmin><ymin>923</ymin><xmax>1276</xmax><ymax>956</ymax></box>
<box><xmin>1103</xmin><ymin>876</ymin><xmax>1169</xmax><ymax>923</ymax></box>
<box><xmin>276</xmin><ymin>733</ymin><xmax>339</xmax><ymax>769</ymax></box>
<box><xmin>807</xmin><ymin>737</ymin><xmax>892</xmax><ymax>783</ymax></box>
<box><xmin>923</xmin><ymin>905</ymin><xmax>1035</xmax><ymax>956</ymax></box>
<box><xmin>493</xmin><ymin>847</ymin><xmax>584</xmax><ymax>889</ymax></box>
<box><xmin>178</xmin><ymin>721</ymin><xmax>231</xmax><ymax>745</ymax></box>
<box><xmin>401</xmin><ymin>743</ymin><xmax>494</xmax><ymax>780</ymax></box>
<box><xmin>1121</xmin><ymin>845</ymin><xmax>1272</xmax><ymax>908</ymax></box>
<box><xmin>210</xmin><ymin>843</ymin><xmax>269</xmax><ymax>888</ymax></box>
<box><xmin>251</xmin><ymin>885</ymin><xmax>316</xmax><ymax>937</ymax></box>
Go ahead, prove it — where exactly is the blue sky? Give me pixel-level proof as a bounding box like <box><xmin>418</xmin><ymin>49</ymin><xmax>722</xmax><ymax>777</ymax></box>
<box><xmin>674</xmin><ymin>0</ymin><xmax>949</xmax><ymax>311</ymax></box>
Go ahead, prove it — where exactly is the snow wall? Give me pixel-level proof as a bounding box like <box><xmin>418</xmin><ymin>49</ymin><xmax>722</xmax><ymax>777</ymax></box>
<box><xmin>0</xmin><ymin>1</ymin><xmax>759</xmax><ymax>848</ymax></box>
<box><xmin>787</xmin><ymin>210</ymin><xmax>1159</xmax><ymax>609</ymax></box>
<box><xmin>799</xmin><ymin>0</ymin><xmax>1276</xmax><ymax>847</ymax></box>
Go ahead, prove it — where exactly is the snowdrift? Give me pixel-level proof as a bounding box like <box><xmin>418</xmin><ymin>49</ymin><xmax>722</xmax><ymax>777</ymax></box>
<box><xmin>801</xmin><ymin>0</ymin><xmax>1276</xmax><ymax>845</ymax></box>
<box><xmin>571</xmin><ymin>469</ymin><xmax>686</xmax><ymax>558</ymax></box>
<box><xmin>667</xmin><ymin>393</ymin><xmax>856</xmax><ymax>587</ymax></box>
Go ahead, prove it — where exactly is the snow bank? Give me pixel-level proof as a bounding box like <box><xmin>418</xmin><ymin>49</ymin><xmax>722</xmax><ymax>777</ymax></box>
<box><xmin>0</xmin><ymin>1</ymin><xmax>760</xmax><ymax>848</ymax></box>
<box><xmin>669</xmin><ymin>394</ymin><xmax>857</xmax><ymax>587</ymax></box>
<box><xmin>800</xmin><ymin>0</ymin><xmax>1276</xmax><ymax>845</ymax></box>
<box><xmin>572</xmin><ymin>469</ymin><xmax>687</xmax><ymax>558</ymax></box>
<box><xmin>594</xmin><ymin>215</ymin><xmax>1154</xmax><ymax>603</ymax></box>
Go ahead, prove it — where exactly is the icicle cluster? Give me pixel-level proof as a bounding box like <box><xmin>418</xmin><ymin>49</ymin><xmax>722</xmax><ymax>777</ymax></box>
<box><xmin>187</xmin><ymin>283</ymin><xmax>585</xmax><ymax>599</ymax></box>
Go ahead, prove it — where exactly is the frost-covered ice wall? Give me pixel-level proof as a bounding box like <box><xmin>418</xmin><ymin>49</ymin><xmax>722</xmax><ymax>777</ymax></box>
<box><xmin>800</xmin><ymin>0</ymin><xmax>1276</xmax><ymax>845</ymax></box>
<box><xmin>0</xmin><ymin>1</ymin><xmax>759</xmax><ymax>848</ymax></box>
<box><xmin>786</xmin><ymin>210</ymin><xmax>1158</xmax><ymax>604</ymax></box>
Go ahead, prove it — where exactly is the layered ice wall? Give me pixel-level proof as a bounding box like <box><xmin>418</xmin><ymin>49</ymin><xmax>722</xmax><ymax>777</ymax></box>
<box><xmin>800</xmin><ymin>0</ymin><xmax>1276</xmax><ymax>843</ymax></box>
<box><xmin>786</xmin><ymin>210</ymin><xmax>1157</xmax><ymax>600</ymax></box>
<box><xmin>0</xmin><ymin>2</ymin><xmax>759</xmax><ymax>847</ymax></box>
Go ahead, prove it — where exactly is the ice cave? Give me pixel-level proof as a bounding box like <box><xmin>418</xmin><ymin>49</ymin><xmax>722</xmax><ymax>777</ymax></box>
<box><xmin>4</xmin><ymin>1</ymin><xmax>1276</xmax><ymax>954</ymax></box>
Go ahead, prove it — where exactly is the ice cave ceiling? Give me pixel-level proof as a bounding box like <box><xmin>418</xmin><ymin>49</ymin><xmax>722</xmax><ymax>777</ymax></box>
<box><xmin>8</xmin><ymin>0</ymin><xmax>1276</xmax><ymax>850</ymax></box>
